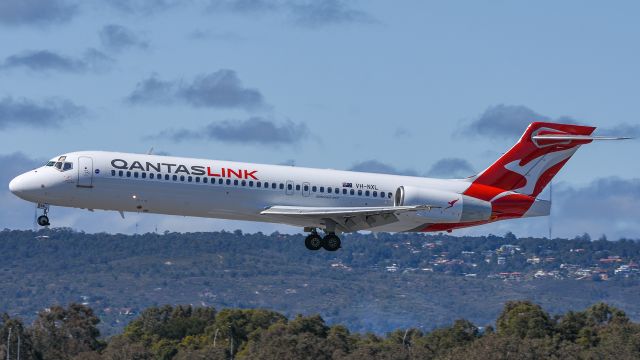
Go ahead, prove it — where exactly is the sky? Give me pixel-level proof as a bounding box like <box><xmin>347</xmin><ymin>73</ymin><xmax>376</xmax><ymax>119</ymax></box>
<box><xmin>1</xmin><ymin>0</ymin><xmax>639</xmax><ymax>239</ymax></box>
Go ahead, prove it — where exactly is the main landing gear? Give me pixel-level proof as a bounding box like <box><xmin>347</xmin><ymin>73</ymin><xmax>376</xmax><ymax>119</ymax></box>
<box><xmin>304</xmin><ymin>230</ymin><xmax>341</xmax><ymax>252</ymax></box>
<box><xmin>36</xmin><ymin>203</ymin><xmax>50</xmax><ymax>227</ymax></box>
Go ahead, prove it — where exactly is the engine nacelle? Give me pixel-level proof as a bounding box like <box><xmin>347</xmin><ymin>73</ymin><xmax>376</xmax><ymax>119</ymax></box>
<box><xmin>394</xmin><ymin>186</ymin><xmax>492</xmax><ymax>223</ymax></box>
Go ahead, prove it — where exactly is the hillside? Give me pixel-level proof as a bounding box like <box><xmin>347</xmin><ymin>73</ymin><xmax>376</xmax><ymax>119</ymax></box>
<box><xmin>1</xmin><ymin>229</ymin><xmax>640</xmax><ymax>337</ymax></box>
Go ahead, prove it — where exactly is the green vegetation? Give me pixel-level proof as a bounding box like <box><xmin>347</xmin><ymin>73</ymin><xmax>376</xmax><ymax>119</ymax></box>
<box><xmin>2</xmin><ymin>301</ymin><xmax>640</xmax><ymax>359</ymax></box>
<box><xmin>1</xmin><ymin>229</ymin><xmax>640</xmax><ymax>338</ymax></box>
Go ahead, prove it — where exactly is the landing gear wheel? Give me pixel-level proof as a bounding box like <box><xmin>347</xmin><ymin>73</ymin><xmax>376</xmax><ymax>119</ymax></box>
<box><xmin>37</xmin><ymin>215</ymin><xmax>50</xmax><ymax>227</ymax></box>
<box><xmin>322</xmin><ymin>234</ymin><xmax>341</xmax><ymax>252</ymax></box>
<box><xmin>304</xmin><ymin>233</ymin><xmax>323</xmax><ymax>251</ymax></box>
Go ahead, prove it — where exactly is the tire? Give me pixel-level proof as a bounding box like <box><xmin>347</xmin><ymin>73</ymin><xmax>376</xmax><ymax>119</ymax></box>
<box><xmin>322</xmin><ymin>234</ymin><xmax>341</xmax><ymax>251</ymax></box>
<box><xmin>37</xmin><ymin>215</ymin><xmax>50</xmax><ymax>227</ymax></box>
<box><xmin>304</xmin><ymin>234</ymin><xmax>322</xmax><ymax>250</ymax></box>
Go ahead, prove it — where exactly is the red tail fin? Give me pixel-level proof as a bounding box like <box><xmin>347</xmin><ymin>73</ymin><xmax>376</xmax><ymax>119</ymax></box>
<box><xmin>465</xmin><ymin>122</ymin><xmax>595</xmax><ymax>201</ymax></box>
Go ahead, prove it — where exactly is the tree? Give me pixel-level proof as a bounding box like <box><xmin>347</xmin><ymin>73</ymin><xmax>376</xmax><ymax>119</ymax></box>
<box><xmin>496</xmin><ymin>301</ymin><xmax>553</xmax><ymax>339</ymax></box>
<box><xmin>31</xmin><ymin>304</ymin><xmax>102</xmax><ymax>359</ymax></box>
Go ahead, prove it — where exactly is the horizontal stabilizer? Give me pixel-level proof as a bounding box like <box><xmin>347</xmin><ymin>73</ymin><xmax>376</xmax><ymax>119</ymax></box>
<box><xmin>532</xmin><ymin>135</ymin><xmax>632</xmax><ymax>141</ymax></box>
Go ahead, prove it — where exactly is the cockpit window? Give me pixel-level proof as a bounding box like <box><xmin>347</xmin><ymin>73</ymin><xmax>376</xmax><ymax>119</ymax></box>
<box><xmin>52</xmin><ymin>161</ymin><xmax>74</xmax><ymax>172</ymax></box>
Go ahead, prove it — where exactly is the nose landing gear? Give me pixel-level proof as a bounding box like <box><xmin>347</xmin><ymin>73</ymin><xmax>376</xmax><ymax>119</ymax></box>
<box><xmin>36</xmin><ymin>203</ymin><xmax>50</xmax><ymax>227</ymax></box>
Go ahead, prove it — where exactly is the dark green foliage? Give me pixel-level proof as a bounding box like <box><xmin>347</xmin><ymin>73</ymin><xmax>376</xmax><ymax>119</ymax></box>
<box><xmin>2</xmin><ymin>301</ymin><xmax>640</xmax><ymax>359</ymax></box>
<box><xmin>496</xmin><ymin>301</ymin><xmax>553</xmax><ymax>339</ymax></box>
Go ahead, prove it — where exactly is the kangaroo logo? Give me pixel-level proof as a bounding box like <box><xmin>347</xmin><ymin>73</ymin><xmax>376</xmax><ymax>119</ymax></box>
<box><xmin>445</xmin><ymin>199</ymin><xmax>459</xmax><ymax>209</ymax></box>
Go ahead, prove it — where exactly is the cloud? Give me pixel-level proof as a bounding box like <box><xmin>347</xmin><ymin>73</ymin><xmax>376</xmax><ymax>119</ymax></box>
<box><xmin>457</xmin><ymin>177</ymin><xmax>640</xmax><ymax>240</ymax></box>
<box><xmin>102</xmin><ymin>0</ymin><xmax>180</xmax><ymax>14</ymax></box>
<box><xmin>127</xmin><ymin>71</ymin><xmax>266</xmax><ymax>110</ymax></box>
<box><xmin>1</xmin><ymin>49</ymin><xmax>113</xmax><ymax>73</ymax></box>
<box><xmin>349</xmin><ymin>160</ymin><xmax>417</xmax><ymax>176</ymax></box>
<box><xmin>209</xmin><ymin>0</ymin><xmax>277</xmax><ymax>13</ymax></box>
<box><xmin>152</xmin><ymin>117</ymin><xmax>308</xmax><ymax>145</ymax></box>
<box><xmin>100</xmin><ymin>24</ymin><xmax>149</xmax><ymax>53</ymax></box>
<box><xmin>459</xmin><ymin>104</ymin><xmax>640</xmax><ymax>141</ymax></box>
<box><xmin>597</xmin><ymin>123</ymin><xmax>640</xmax><ymax>138</ymax></box>
<box><xmin>0</xmin><ymin>0</ymin><xmax>78</xmax><ymax>26</ymax></box>
<box><xmin>459</xmin><ymin>105</ymin><xmax>555</xmax><ymax>138</ymax></box>
<box><xmin>393</xmin><ymin>127</ymin><xmax>411</xmax><ymax>138</ymax></box>
<box><xmin>287</xmin><ymin>0</ymin><xmax>374</xmax><ymax>27</ymax></box>
<box><xmin>426</xmin><ymin>158</ymin><xmax>476</xmax><ymax>178</ymax></box>
<box><xmin>208</xmin><ymin>0</ymin><xmax>374</xmax><ymax>27</ymax></box>
<box><xmin>552</xmin><ymin>177</ymin><xmax>640</xmax><ymax>239</ymax></box>
<box><xmin>0</xmin><ymin>153</ymin><xmax>44</xmax><ymax>230</ymax></box>
<box><xmin>187</xmin><ymin>29</ymin><xmax>245</xmax><ymax>42</ymax></box>
<box><xmin>0</xmin><ymin>97</ymin><xmax>86</xmax><ymax>129</ymax></box>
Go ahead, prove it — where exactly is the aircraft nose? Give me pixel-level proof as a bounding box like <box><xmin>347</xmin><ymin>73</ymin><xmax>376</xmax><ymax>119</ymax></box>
<box><xmin>9</xmin><ymin>172</ymin><xmax>42</xmax><ymax>200</ymax></box>
<box><xmin>9</xmin><ymin>174</ymin><xmax>23</xmax><ymax>195</ymax></box>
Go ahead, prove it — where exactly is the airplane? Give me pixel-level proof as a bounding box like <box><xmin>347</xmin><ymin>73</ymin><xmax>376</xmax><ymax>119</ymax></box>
<box><xmin>8</xmin><ymin>122</ymin><xmax>628</xmax><ymax>251</ymax></box>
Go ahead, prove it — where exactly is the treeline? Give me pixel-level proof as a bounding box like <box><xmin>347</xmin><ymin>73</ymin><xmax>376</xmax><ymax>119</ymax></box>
<box><xmin>2</xmin><ymin>301</ymin><xmax>639</xmax><ymax>359</ymax></box>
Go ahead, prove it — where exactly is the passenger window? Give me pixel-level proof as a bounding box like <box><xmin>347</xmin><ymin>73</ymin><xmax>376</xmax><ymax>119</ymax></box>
<box><xmin>388</xmin><ymin>192</ymin><xmax>392</xmax><ymax>198</ymax></box>
<box><xmin>220</xmin><ymin>179</ymin><xmax>225</xmax><ymax>185</ymax></box>
<box><xmin>134</xmin><ymin>172</ymin><xmax>139</xmax><ymax>178</ymax></box>
<box><xmin>234</xmin><ymin>180</ymin><xmax>239</xmax><ymax>186</ymax></box>
<box><xmin>257</xmin><ymin>182</ymin><xmax>261</xmax><ymax>188</ymax></box>
<box><xmin>127</xmin><ymin>171</ymin><xmax>131</xmax><ymax>177</ymax></box>
<box><xmin>149</xmin><ymin>173</ymin><xmax>154</xmax><ymax>179</ymax></box>
<box><xmin>327</xmin><ymin>187</ymin><xmax>332</xmax><ymax>193</ymax></box>
<box><xmin>373</xmin><ymin>191</ymin><xmax>377</xmax><ymax>197</ymax></box>
<box><xmin>180</xmin><ymin>176</ymin><xmax>185</xmax><ymax>181</ymax></box>
<box><xmin>196</xmin><ymin>177</ymin><xmax>200</xmax><ymax>183</ymax></box>
<box><xmin>166</xmin><ymin>174</ymin><xmax>170</xmax><ymax>180</ymax></box>
<box><xmin>365</xmin><ymin>190</ymin><xmax>370</xmax><ymax>196</ymax></box>
<box><xmin>225</xmin><ymin>179</ymin><xmax>230</xmax><ymax>185</ymax></box>
<box><xmin>188</xmin><ymin>176</ymin><xmax>192</xmax><ymax>182</ymax></box>
<box><xmin>119</xmin><ymin>170</ymin><xmax>123</xmax><ymax>177</ymax></box>
<box><xmin>249</xmin><ymin>181</ymin><xmax>254</xmax><ymax>187</ymax></box>
<box><xmin>343</xmin><ymin>189</ymin><xmax>347</xmax><ymax>195</ymax></box>
<box><xmin>281</xmin><ymin>183</ymin><xmax>285</xmax><ymax>190</ymax></box>
<box><xmin>273</xmin><ymin>183</ymin><xmax>277</xmax><ymax>189</ymax></box>
<box><xmin>305</xmin><ymin>185</ymin><xmax>310</xmax><ymax>191</ymax></box>
<box><xmin>111</xmin><ymin>170</ymin><xmax>116</xmax><ymax>176</ymax></box>
<box><xmin>287</xmin><ymin>184</ymin><xmax>292</xmax><ymax>190</ymax></box>
<box><xmin>203</xmin><ymin>177</ymin><xmax>207</xmax><ymax>183</ymax></box>
<box><xmin>358</xmin><ymin>190</ymin><xmax>362</xmax><ymax>196</ymax></box>
<box><xmin>141</xmin><ymin>173</ymin><xmax>146</xmax><ymax>179</ymax></box>
<box><xmin>296</xmin><ymin>184</ymin><xmax>300</xmax><ymax>191</ymax></box>
<box><xmin>158</xmin><ymin>173</ymin><xmax>162</xmax><ymax>179</ymax></box>
<box><xmin>350</xmin><ymin>189</ymin><xmax>354</xmax><ymax>195</ymax></box>
<box><xmin>172</xmin><ymin>175</ymin><xmax>177</xmax><ymax>181</ymax></box>
<box><xmin>310</xmin><ymin>186</ymin><xmax>315</xmax><ymax>192</ymax></box>
<box><xmin>320</xmin><ymin>187</ymin><xmax>324</xmax><ymax>193</ymax></box>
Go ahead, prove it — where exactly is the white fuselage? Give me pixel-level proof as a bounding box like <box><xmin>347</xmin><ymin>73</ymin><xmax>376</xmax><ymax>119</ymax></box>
<box><xmin>9</xmin><ymin>151</ymin><xmax>472</xmax><ymax>232</ymax></box>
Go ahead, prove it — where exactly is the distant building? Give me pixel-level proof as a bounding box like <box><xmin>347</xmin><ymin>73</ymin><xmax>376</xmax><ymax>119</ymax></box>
<box><xmin>527</xmin><ymin>257</ymin><xmax>541</xmax><ymax>264</ymax></box>
<box><xmin>600</xmin><ymin>256</ymin><xmax>623</xmax><ymax>264</ymax></box>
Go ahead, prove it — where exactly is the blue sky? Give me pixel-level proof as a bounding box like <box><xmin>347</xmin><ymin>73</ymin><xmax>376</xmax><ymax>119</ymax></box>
<box><xmin>1</xmin><ymin>0</ymin><xmax>639</xmax><ymax>239</ymax></box>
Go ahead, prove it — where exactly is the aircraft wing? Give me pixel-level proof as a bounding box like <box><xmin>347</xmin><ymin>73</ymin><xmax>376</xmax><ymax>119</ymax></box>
<box><xmin>260</xmin><ymin>204</ymin><xmax>439</xmax><ymax>232</ymax></box>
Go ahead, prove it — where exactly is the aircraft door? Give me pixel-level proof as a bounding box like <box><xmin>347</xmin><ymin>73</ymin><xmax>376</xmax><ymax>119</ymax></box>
<box><xmin>77</xmin><ymin>156</ymin><xmax>94</xmax><ymax>188</ymax></box>
<box><xmin>285</xmin><ymin>180</ymin><xmax>294</xmax><ymax>195</ymax></box>
<box><xmin>302</xmin><ymin>182</ymin><xmax>310</xmax><ymax>197</ymax></box>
